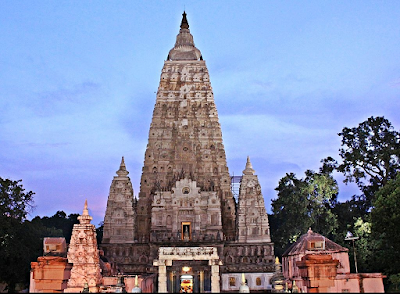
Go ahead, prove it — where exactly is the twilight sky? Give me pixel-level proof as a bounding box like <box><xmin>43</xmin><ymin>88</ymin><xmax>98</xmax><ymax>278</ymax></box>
<box><xmin>1</xmin><ymin>1</ymin><xmax>400</xmax><ymax>226</ymax></box>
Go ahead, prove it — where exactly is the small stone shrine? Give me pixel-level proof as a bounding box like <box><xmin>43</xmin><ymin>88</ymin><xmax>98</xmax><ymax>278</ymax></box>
<box><xmin>282</xmin><ymin>228</ymin><xmax>385</xmax><ymax>293</ymax></box>
<box><xmin>65</xmin><ymin>200</ymin><xmax>102</xmax><ymax>293</ymax></box>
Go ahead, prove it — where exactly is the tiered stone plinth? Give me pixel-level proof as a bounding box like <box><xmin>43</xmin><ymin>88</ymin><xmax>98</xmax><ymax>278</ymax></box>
<box><xmin>30</xmin><ymin>256</ymin><xmax>72</xmax><ymax>293</ymax></box>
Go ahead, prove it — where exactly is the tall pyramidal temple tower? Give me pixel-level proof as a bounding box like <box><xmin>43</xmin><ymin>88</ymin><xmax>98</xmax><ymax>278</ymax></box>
<box><xmin>137</xmin><ymin>10</ymin><xmax>236</xmax><ymax>242</ymax></box>
<box><xmin>101</xmin><ymin>12</ymin><xmax>275</xmax><ymax>292</ymax></box>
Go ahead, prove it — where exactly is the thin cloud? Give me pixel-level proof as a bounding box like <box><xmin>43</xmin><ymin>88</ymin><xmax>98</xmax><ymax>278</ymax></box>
<box><xmin>389</xmin><ymin>78</ymin><xmax>400</xmax><ymax>88</ymax></box>
<box><xmin>28</xmin><ymin>81</ymin><xmax>101</xmax><ymax>116</ymax></box>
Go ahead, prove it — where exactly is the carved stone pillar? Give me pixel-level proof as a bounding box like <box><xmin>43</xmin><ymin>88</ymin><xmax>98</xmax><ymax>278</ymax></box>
<box><xmin>158</xmin><ymin>264</ymin><xmax>167</xmax><ymax>293</ymax></box>
<box><xmin>153</xmin><ymin>259</ymin><xmax>168</xmax><ymax>293</ymax></box>
<box><xmin>210</xmin><ymin>260</ymin><xmax>221</xmax><ymax>293</ymax></box>
<box><xmin>170</xmin><ymin>271</ymin><xmax>176</xmax><ymax>293</ymax></box>
<box><xmin>200</xmin><ymin>270</ymin><xmax>204</xmax><ymax>293</ymax></box>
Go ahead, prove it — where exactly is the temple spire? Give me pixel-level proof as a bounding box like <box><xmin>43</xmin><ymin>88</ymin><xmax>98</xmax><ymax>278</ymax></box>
<box><xmin>120</xmin><ymin>156</ymin><xmax>126</xmax><ymax>170</ymax></box>
<box><xmin>83</xmin><ymin>199</ymin><xmax>89</xmax><ymax>215</ymax></box>
<box><xmin>167</xmin><ymin>11</ymin><xmax>202</xmax><ymax>61</ymax></box>
<box><xmin>116</xmin><ymin>156</ymin><xmax>129</xmax><ymax>177</ymax></box>
<box><xmin>181</xmin><ymin>11</ymin><xmax>189</xmax><ymax>29</ymax></box>
<box><xmin>243</xmin><ymin>156</ymin><xmax>255</xmax><ymax>175</ymax></box>
<box><xmin>78</xmin><ymin>199</ymin><xmax>92</xmax><ymax>225</ymax></box>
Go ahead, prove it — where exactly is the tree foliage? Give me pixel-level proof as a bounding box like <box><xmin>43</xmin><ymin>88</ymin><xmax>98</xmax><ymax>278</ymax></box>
<box><xmin>271</xmin><ymin>169</ymin><xmax>338</xmax><ymax>256</ymax></box>
<box><xmin>96</xmin><ymin>221</ymin><xmax>104</xmax><ymax>245</ymax></box>
<box><xmin>271</xmin><ymin>173</ymin><xmax>308</xmax><ymax>255</ymax></box>
<box><xmin>32</xmin><ymin>211</ymin><xmax>79</xmax><ymax>243</ymax></box>
<box><xmin>350</xmin><ymin>217</ymin><xmax>374</xmax><ymax>273</ymax></box>
<box><xmin>270</xmin><ymin>116</ymin><xmax>400</xmax><ymax>289</ymax></box>
<box><xmin>0</xmin><ymin>178</ymin><xmax>34</xmax><ymax>221</ymax></box>
<box><xmin>369</xmin><ymin>174</ymin><xmax>400</xmax><ymax>276</ymax></box>
<box><xmin>337</xmin><ymin>116</ymin><xmax>400</xmax><ymax>207</ymax></box>
<box><xmin>0</xmin><ymin>178</ymin><xmax>81</xmax><ymax>291</ymax></box>
<box><xmin>331</xmin><ymin>195</ymin><xmax>368</xmax><ymax>245</ymax></box>
<box><xmin>0</xmin><ymin>177</ymin><xmax>36</xmax><ymax>291</ymax></box>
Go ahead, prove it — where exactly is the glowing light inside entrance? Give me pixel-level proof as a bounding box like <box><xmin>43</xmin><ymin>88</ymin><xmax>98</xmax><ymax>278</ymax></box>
<box><xmin>182</xmin><ymin>266</ymin><xmax>191</xmax><ymax>272</ymax></box>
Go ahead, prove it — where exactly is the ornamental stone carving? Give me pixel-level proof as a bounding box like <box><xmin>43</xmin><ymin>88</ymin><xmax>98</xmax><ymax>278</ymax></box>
<box><xmin>237</xmin><ymin>157</ymin><xmax>271</xmax><ymax>243</ymax></box>
<box><xmin>103</xmin><ymin>157</ymin><xmax>136</xmax><ymax>244</ymax></box>
<box><xmin>65</xmin><ymin>200</ymin><xmax>102</xmax><ymax>293</ymax></box>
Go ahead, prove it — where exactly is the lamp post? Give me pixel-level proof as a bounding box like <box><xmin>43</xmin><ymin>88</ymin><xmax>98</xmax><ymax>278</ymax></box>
<box><xmin>345</xmin><ymin>231</ymin><xmax>359</xmax><ymax>273</ymax></box>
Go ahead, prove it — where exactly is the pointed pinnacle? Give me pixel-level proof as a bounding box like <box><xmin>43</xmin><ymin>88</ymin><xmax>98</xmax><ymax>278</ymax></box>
<box><xmin>243</xmin><ymin>156</ymin><xmax>255</xmax><ymax>175</ymax></box>
<box><xmin>116</xmin><ymin>156</ymin><xmax>129</xmax><ymax>177</ymax></box>
<box><xmin>83</xmin><ymin>199</ymin><xmax>89</xmax><ymax>215</ymax></box>
<box><xmin>246</xmin><ymin>156</ymin><xmax>253</xmax><ymax>169</ymax></box>
<box><xmin>120</xmin><ymin>156</ymin><xmax>126</xmax><ymax>170</ymax></box>
<box><xmin>78</xmin><ymin>199</ymin><xmax>92</xmax><ymax>224</ymax></box>
<box><xmin>181</xmin><ymin>11</ymin><xmax>189</xmax><ymax>29</ymax></box>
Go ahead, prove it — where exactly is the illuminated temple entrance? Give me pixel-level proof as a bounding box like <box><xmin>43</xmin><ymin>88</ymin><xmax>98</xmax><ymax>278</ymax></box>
<box><xmin>180</xmin><ymin>274</ymin><xmax>193</xmax><ymax>293</ymax></box>
<box><xmin>153</xmin><ymin>247</ymin><xmax>222</xmax><ymax>293</ymax></box>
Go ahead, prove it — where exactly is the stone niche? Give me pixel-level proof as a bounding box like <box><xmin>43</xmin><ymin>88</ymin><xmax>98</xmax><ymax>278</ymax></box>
<box><xmin>151</xmin><ymin>178</ymin><xmax>223</xmax><ymax>243</ymax></box>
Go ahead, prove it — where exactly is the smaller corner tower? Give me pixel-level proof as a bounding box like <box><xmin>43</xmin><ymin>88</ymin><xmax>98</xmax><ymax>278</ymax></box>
<box><xmin>237</xmin><ymin>157</ymin><xmax>271</xmax><ymax>243</ymax></box>
<box><xmin>102</xmin><ymin>157</ymin><xmax>136</xmax><ymax>244</ymax></box>
<box><xmin>65</xmin><ymin>200</ymin><xmax>102</xmax><ymax>293</ymax></box>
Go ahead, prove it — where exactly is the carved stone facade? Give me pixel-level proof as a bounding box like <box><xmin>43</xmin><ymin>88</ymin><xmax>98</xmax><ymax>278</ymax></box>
<box><xmin>103</xmin><ymin>157</ymin><xmax>136</xmax><ymax>244</ymax></box>
<box><xmin>65</xmin><ymin>200</ymin><xmax>102</xmax><ymax>293</ymax></box>
<box><xmin>134</xmin><ymin>12</ymin><xmax>236</xmax><ymax>243</ymax></box>
<box><xmin>151</xmin><ymin>178</ymin><xmax>223</xmax><ymax>243</ymax></box>
<box><xmin>101</xmin><ymin>12</ymin><xmax>275</xmax><ymax>292</ymax></box>
<box><xmin>237</xmin><ymin>157</ymin><xmax>271</xmax><ymax>244</ymax></box>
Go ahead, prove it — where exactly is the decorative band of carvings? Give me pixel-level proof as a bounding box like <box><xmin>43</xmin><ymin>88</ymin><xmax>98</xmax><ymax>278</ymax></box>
<box><xmin>159</xmin><ymin>246</ymin><xmax>218</xmax><ymax>258</ymax></box>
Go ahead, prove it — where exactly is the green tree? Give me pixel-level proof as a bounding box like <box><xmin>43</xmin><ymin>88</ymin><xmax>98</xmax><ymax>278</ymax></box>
<box><xmin>369</xmin><ymin>174</ymin><xmax>400</xmax><ymax>276</ymax></box>
<box><xmin>271</xmin><ymin>169</ymin><xmax>338</xmax><ymax>256</ymax></box>
<box><xmin>96</xmin><ymin>221</ymin><xmax>104</xmax><ymax>245</ymax></box>
<box><xmin>388</xmin><ymin>274</ymin><xmax>400</xmax><ymax>292</ymax></box>
<box><xmin>0</xmin><ymin>177</ymin><xmax>35</xmax><ymax>291</ymax></box>
<box><xmin>0</xmin><ymin>178</ymin><xmax>34</xmax><ymax>221</ymax></box>
<box><xmin>271</xmin><ymin>173</ymin><xmax>308</xmax><ymax>256</ymax></box>
<box><xmin>303</xmin><ymin>170</ymin><xmax>338</xmax><ymax>237</ymax></box>
<box><xmin>0</xmin><ymin>178</ymin><xmax>66</xmax><ymax>291</ymax></box>
<box><xmin>331</xmin><ymin>195</ymin><xmax>367</xmax><ymax>245</ymax></box>
<box><xmin>350</xmin><ymin>217</ymin><xmax>374</xmax><ymax>273</ymax></box>
<box><xmin>33</xmin><ymin>211</ymin><xmax>79</xmax><ymax>243</ymax></box>
<box><xmin>337</xmin><ymin>116</ymin><xmax>400</xmax><ymax>209</ymax></box>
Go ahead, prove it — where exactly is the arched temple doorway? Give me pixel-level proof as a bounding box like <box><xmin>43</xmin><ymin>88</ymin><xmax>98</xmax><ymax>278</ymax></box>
<box><xmin>153</xmin><ymin>247</ymin><xmax>222</xmax><ymax>293</ymax></box>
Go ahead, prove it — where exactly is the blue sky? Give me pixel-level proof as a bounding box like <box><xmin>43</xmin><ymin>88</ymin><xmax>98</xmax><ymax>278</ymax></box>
<box><xmin>1</xmin><ymin>1</ymin><xmax>400</xmax><ymax>226</ymax></box>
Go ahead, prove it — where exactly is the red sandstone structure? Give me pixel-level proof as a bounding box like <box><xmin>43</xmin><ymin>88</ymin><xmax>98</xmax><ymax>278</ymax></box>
<box><xmin>282</xmin><ymin>229</ymin><xmax>385</xmax><ymax>293</ymax></box>
<box><xmin>29</xmin><ymin>238</ymin><xmax>71</xmax><ymax>293</ymax></box>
